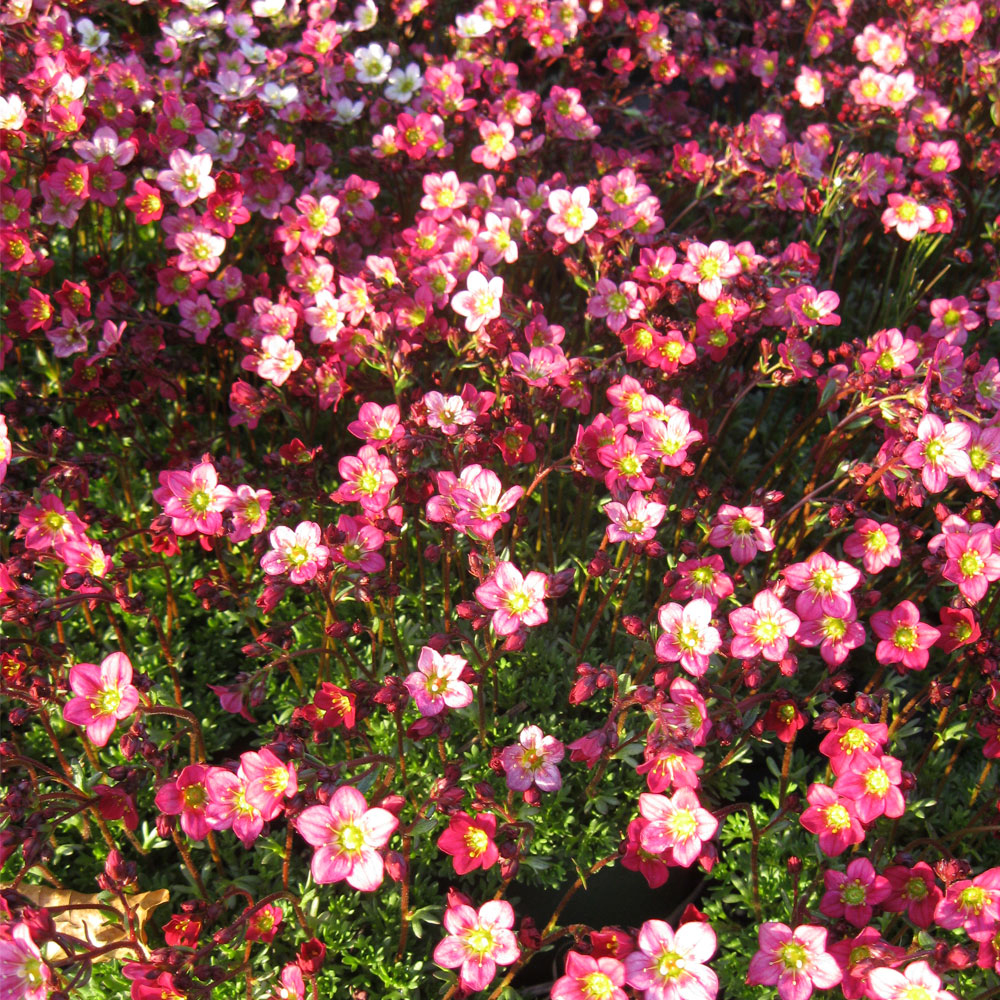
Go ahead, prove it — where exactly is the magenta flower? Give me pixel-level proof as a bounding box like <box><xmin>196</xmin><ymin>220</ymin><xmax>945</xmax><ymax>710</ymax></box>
<box><xmin>227</xmin><ymin>485</ymin><xmax>271</xmax><ymax>543</ymax></box>
<box><xmin>882</xmin><ymin>862</ymin><xmax>942</xmax><ymax>928</ymax></box>
<box><xmin>260</xmin><ymin>521</ymin><xmax>330</xmax><ymax>584</ymax></box>
<box><xmin>729</xmin><ymin>590</ymin><xmax>800</xmax><ymax>662</ymax></box>
<box><xmin>833</xmin><ymin>754</ymin><xmax>906</xmax><ymax>823</ymax></box>
<box><xmin>901</xmin><ymin>414</ymin><xmax>972</xmax><ymax>493</ymax></box>
<box><xmin>624</xmin><ymin>918</ymin><xmax>718</xmax><ymax>1000</ymax></box>
<box><xmin>452</xmin><ymin>467</ymin><xmax>524</xmax><ymax>541</ymax></box>
<box><xmin>155</xmin><ymin>764</ymin><xmax>211</xmax><ymax>840</ymax></box>
<box><xmin>403</xmin><ymin>646</ymin><xmax>473</xmax><ymax>717</ymax></box>
<box><xmin>19</xmin><ymin>494</ymin><xmax>88</xmax><ymax>552</ymax></box>
<box><xmin>746</xmin><ymin>923</ymin><xmax>842</xmax><ymax>1000</ymax></box>
<box><xmin>295</xmin><ymin>786</ymin><xmax>398</xmax><ymax>891</ymax></box>
<box><xmin>818</xmin><ymin>719</ymin><xmax>888</xmax><ymax>775</ymax></box>
<box><xmin>475</xmin><ymin>561</ymin><xmax>548</xmax><ymax>636</ymax></box>
<box><xmin>706</xmin><ymin>505</ymin><xmax>774</xmax><ymax>564</ymax></box>
<box><xmin>638</xmin><ymin>788</ymin><xmax>718</xmax><ymax>868</ymax></box>
<box><xmin>63</xmin><ymin>652</ymin><xmax>140</xmax><ymax>748</ymax></box>
<box><xmin>0</xmin><ymin>922</ymin><xmax>51</xmax><ymax>1000</ymax></box>
<box><xmin>866</xmin><ymin>960</ymin><xmax>958</xmax><ymax>1000</ymax></box>
<box><xmin>552</xmin><ymin>951</ymin><xmax>627</xmax><ymax>1000</ymax></box>
<box><xmin>501</xmin><ymin>725</ymin><xmax>564</xmax><ymax>792</ymax></box>
<box><xmin>433</xmin><ymin>899</ymin><xmax>519</xmax><ymax>991</ymax></box>
<box><xmin>871</xmin><ymin>600</ymin><xmax>940</xmax><ymax>671</ymax></box>
<box><xmin>240</xmin><ymin>747</ymin><xmax>298</xmax><ymax>821</ymax></box>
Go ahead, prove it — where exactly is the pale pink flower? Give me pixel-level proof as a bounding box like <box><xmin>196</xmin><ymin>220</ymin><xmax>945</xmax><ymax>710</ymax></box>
<box><xmin>206</xmin><ymin>766</ymin><xmax>264</xmax><ymax>848</ymax></box>
<box><xmin>783</xmin><ymin>552</ymin><xmax>861</xmax><ymax>619</ymax></box>
<box><xmin>678</xmin><ymin>241</ymin><xmax>741</xmax><ymax>301</ymax></box>
<box><xmin>843</xmin><ymin>518</ymin><xmax>901</xmax><ymax>574</ymax></box>
<box><xmin>501</xmin><ymin>725</ymin><xmax>564</xmax><ymax>792</ymax></box>
<box><xmin>0</xmin><ymin>923</ymin><xmax>50</xmax><ymax>1000</ymax></box>
<box><xmin>157</xmin><ymin>148</ymin><xmax>216</xmax><ymax>207</ymax></box>
<box><xmin>655</xmin><ymin>599</ymin><xmax>721</xmax><ymax>677</ymax></box>
<box><xmin>227</xmin><ymin>485</ymin><xmax>272</xmax><ymax>543</ymax></box>
<box><xmin>452</xmin><ymin>468</ymin><xmax>523</xmax><ymax>541</ymax></box>
<box><xmin>508</xmin><ymin>346</ymin><xmax>569</xmax><ymax>387</ymax></box>
<box><xmin>746</xmin><ymin>923</ymin><xmax>842</xmax><ymax>1000</ymax></box>
<box><xmin>295</xmin><ymin>786</ymin><xmax>398</xmax><ymax>891</ymax></box>
<box><xmin>546</xmin><ymin>187</ymin><xmax>597</xmax><ymax>244</ymax></box>
<box><xmin>261</xmin><ymin>521</ymin><xmax>330</xmax><ymax>584</ymax></box>
<box><xmin>604</xmin><ymin>492</ymin><xmax>667</xmax><ymax>545</ymax></box>
<box><xmin>589</xmin><ymin>278</ymin><xmax>643</xmax><ymax>332</ymax></box>
<box><xmin>335</xmin><ymin>445</ymin><xmax>398</xmax><ymax>512</ymax></box>
<box><xmin>422</xmin><ymin>392</ymin><xmax>477</xmax><ymax>436</ymax></box>
<box><xmin>174</xmin><ymin>227</ymin><xmax>226</xmax><ymax>272</ymax></box>
<box><xmin>249</xmin><ymin>334</ymin><xmax>302</xmax><ymax>387</ymax></box>
<box><xmin>902</xmin><ymin>414</ymin><xmax>971</xmax><ymax>493</ymax></box>
<box><xmin>881</xmin><ymin>193</ymin><xmax>933</xmax><ymax>241</ymax></box>
<box><xmin>638</xmin><ymin>788</ymin><xmax>718</xmax><ymax>868</ymax></box>
<box><xmin>729</xmin><ymin>590</ymin><xmax>800</xmax><ymax>662</ymax></box>
<box><xmin>794</xmin><ymin>67</ymin><xmax>824</xmax><ymax>107</ymax></box>
<box><xmin>934</xmin><ymin>869</ymin><xmax>1000</xmax><ymax>942</ymax></box>
<box><xmin>475</xmin><ymin>561</ymin><xmax>548</xmax><ymax>635</ymax></box>
<box><xmin>433</xmin><ymin>900</ymin><xmax>519</xmax><ymax>992</ymax></box>
<box><xmin>451</xmin><ymin>271</ymin><xmax>503</xmax><ymax>332</ymax></box>
<box><xmin>641</xmin><ymin>413</ymin><xmax>702</xmax><ymax>467</ymax></box>
<box><xmin>404</xmin><ymin>646</ymin><xmax>473</xmax><ymax>717</ymax></box>
<box><xmin>866</xmin><ymin>960</ymin><xmax>958</xmax><ymax>1000</ymax></box>
<box><xmin>624</xmin><ymin>919</ymin><xmax>719</xmax><ymax>1000</ymax></box>
<box><xmin>63</xmin><ymin>652</ymin><xmax>140</xmax><ymax>748</ymax></box>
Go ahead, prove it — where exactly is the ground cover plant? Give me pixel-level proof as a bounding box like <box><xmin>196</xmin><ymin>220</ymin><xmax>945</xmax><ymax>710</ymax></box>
<box><xmin>1</xmin><ymin>0</ymin><xmax>999</xmax><ymax>998</ymax></box>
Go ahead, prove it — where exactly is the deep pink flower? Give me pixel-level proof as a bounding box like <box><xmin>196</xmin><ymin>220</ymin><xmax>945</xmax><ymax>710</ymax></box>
<box><xmin>63</xmin><ymin>652</ymin><xmax>140</xmax><ymax>748</ymax></box>
<box><xmin>795</xmin><ymin>610</ymin><xmax>865</xmax><ymax>668</ymax></box>
<box><xmin>827</xmin><ymin>928</ymin><xmax>904</xmax><ymax>1000</ymax></box>
<box><xmin>623</xmin><ymin>918</ymin><xmax>718</xmax><ymax>1000</ymax></box>
<box><xmin>295</xmin><ymin>786</ymin><xmax>398</xmax><ymax>891</ymax></box>
<box><xmin>941</xmin><ymin>530</ymin><xmax>1000</xmax><ymax>603</ymax></box>
<box><xmin>818</xmin><ymin>719</ymin><xmax>888</xmax><ymax>775</ymax></box>
<box><xmin>799</xmin><ymin>783</ymin><xmax>865</xmax><ymax>856</ymax></box>
<box><xmin>882</xmin><ymin>862</ymin><xmax>942</xmax><ymax>928</ymax></box>
<box><xmin>706</xmin><ymin>505</ymin><xmax>774</xmax><ymax>564</ymax></box>
<box><xmin>403</xmin><ymin>646</ymin><xmax>473</xmax><ymax>717</ymax></box>
<box><xmin>671</xmin><ymin>556</ymin><xmax>733</xmax><ymax>609</ymax></box>
<box><xmin>433</xmin><ymin>900</ymin><xmax>519</xmax><ymax>992</ymax></box>
<box><xmin>783</xmin><ymin>552</ymin><xmax>860</xmax><ymax>619</ymax></box>
<box><xmin>155</xmin><ymin>764</ymin><xmax>211</xmax><ymax>840</ymax></box>
<box><xmin>19</xmin><ymin>495</ymin><xmax>87</xmax><ymax>552</ymax></box>
<box><xmin>205</xmin><ymin>767</ymin><xmax>264</xmax><ymax>849</ymax></box>
<box><xmin>934</xmin><ymin>868</ymin><xmax>1000</xmax><ymax>942</ymax></box>
<box><xmin>552</xmin><ymin>951</ymin><xmax>627</xmax><ymax>1000</ymax></box>
<box><xmin>241</xmin><ymin>747</ymin><xmax>298</xmax><ymax>820</ymax></box>
<box><xmin>437</xmin><ymin>812</ymin><xmax>499</xmax><ymax>875</ymax></box>
<box><xmin>819</xmin><ymin>858</ymin><xmax>891</xmax><ymax>926</ymax></box>
<box><xmin>833</xmin><ymin>755</ymin><xmax>906</xmax><ymax>823</ymax></box>
<box><xmin>154</xmin><ymin>461</ymin><xmax>233</xmax><ymax>537</ymax></box>
<box><xmin>871</xmin><ymin>601</ymin><xmax>940</xmax><ymax>671</ymax></box>
<box><xmin>842</xmin><ymin>519</ymin><xmax>901</xmax><ymax>574</ymax></box>
<box><xmin>746</xmin><ymin>923</ymin><xmax>842</xmax><ymax>1000</ymax></box>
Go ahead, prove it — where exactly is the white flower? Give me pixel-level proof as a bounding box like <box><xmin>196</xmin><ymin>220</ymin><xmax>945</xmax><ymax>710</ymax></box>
<box><xmin>162</xmin><ymin>17</ymin><xmax>203</xmax><ymax>42</ymax></box>
<box><xmin>260</xmin><ymin>82</ymin><xmax>299</xmax><ymax>108</ymax></box>
<box><xmin>180</xmin><ymin>0</ymin><xmax>217</xmax><ymax>11</ymax></box>
<box><xmin>353</xmin><ymin>43</ymin><xmax>392</xmax><ymax>84</ymax></box>
<box><xmin>353</xmin><ymin>0</ymin><xmax>378</xmax><ymax>30</ymax></box>
<box><xmin>384</xmin><ymin>63</ymin><xmax>423</xmax><ymax>103</ymax></box>
<box><xmin>0</xmin><ymin>94</ymin><xmax>27</xmax><ymax>131</ymax></box>
<box><xmin>239</xmin><ymin>40</ymin><xmax>270</xmax><ymax>63</ymax></box>
<box><xmin>455</xmin><ymin>12</ymin><xmax>492</xmax><ymax>37</ymax></box>
<box><xmin>251</xmin><ymin>0</ymin><xmax>285</xmax><ymax>17</ymax></box>
<box><xmin>332</xmin><ymin>97</ymin><xmax>365</xmax><ymax>124</ymax></box>
<box><xmin>75</xmin><ymin>17</ymin><xmax>110</xmax><ymax>51</ymax></box>
<box><xmin>73</xmin><ymin>126</ymin><xmax>135</xmax><ymax>165</ymax></box>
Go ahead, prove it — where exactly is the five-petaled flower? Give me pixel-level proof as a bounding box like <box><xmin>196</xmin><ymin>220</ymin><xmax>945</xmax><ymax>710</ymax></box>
<box><xmin>433</xmin><ymin>899</ymin><xmax>520</xmax><ymax>992</ymax></box>
<box><xmin>63</xmin><ymin>651</ymin><xmax>140</xmax><ymax>748</ymax></box>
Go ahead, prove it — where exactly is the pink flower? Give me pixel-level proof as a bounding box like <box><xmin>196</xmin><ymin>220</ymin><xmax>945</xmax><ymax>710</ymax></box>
<box><xmin>799</xmin><ymin>783</ymin><xmax>865</xmax><ymax>857</ymax></box>
<box><xmin>819</xmin><ymin>858</ymin><xmax>891</xmax><ymax>927</ymax></box>
<box><xmin>671</xmin><ymin>556</ymin><xmax>733</xmax><ymax>609</ymax></box>
<box><xmin>422</xmin><ymin>392</ymin><xmax>477</xmax><ymax>436</ymax></box>
<box><xmin>783</xmin><ymin>552</ymin><xmax>860</xmax><ymax>619</ymax></box>
<box><xmin>157</xmin><ymin>148</ymin><xmax>215</xmax><ymax>207</ymax></box>
<box><xmin>605</xmin><ymin>492</ymin><xmax>667</xmax><ymax>545</ymax></box>
<box><xmin>941</xmin><ymin>530</ymin><xmax>1000</xmax><ymax>603</ymax></box>
<box><xmin>335</xmin><ymin>446</ymin><xmax>398</xmax><ymax>512</ymax></box>
<box><xmin>706</xmin><ymin>505</ymin><xmax>774</xmax><ymax>564</ymax></box>
<box><xmin>437</xmin><ymin>812</ymin><xmax>499</xmax><ymax>875</ymax></box>
<box><xmin>882</xmin><ymin>862</ymin><xmax>942</xmax><ymax>928</ymax></box>
<box><xmin>638</xmin><ymin>788</ymin><xmax>718</xmax><ymax>868</ymax></box>
<box><xmin>794</xmin><ymin>611</ymin><xmax>865</xmax><ymax>668</ymax></box>
<box><xmin>63</xmin><ymin>652</ymin><xmax>140</xmax><ymax>748</ymax></box>
<box><xmin>547</xmin><ymin>187</ymin><xmax>598</xmax><ymax>244</ymax></box>
<box><xmin>902</xmin><ymin>414</ymin><xmax>971</xmax><ymax>493</ymax></box>
<box><xmin>295</xmin><ymin>786</ymin><xmax>398</xmax><ymax>891</ymax></box>
<box><xmin>403</xmin><ymin>646</ymin><xmax>473</xmax><ymax>717</ymax></box>
<box><xmin>833</xmin><ymin>754</ymin><xmax>906</xmax><ymax>823</ymax></box>
<box><xmin>934</xmin><ymin>868</ymin><xmax>1000</xmax><ymax>942</ymax></box>
<box><xmin>655</xmin><ymin>599</ymin><xmax>721</xmax><ymax>677</ymax></box>
<box><xmin>227</xmin><ymin>485</ymin><xmax>272</xmax><ymax>543</ymax></box>
<box><xmin>501</xmin><ymin>725</ymin><xmax>564</xmax><ymax>792</ymax></box>
<box><xmin>475</xmin><ymin>561</ymin><xmax>548</xmax><ymax>636</ymax></box>
<box><xmin>729</xmin><ymin>590</ymin><xmax>800</xmax><ymax>662</ymax></box>
<box><xmin>19</xmin><ymin>495</ymin><xmax>87</xmax><ymax>551</ymax></box>
<box><xmin>451</xmin><ymin>271</ymin><xmax>503</xmax><ymax>332</ymax></box>
<box><xmin>433</xmin><ymin>899</ymin><xmax>520</xmax><ymax>992</ymax></box>
<box><xmin>623</xmin><ymin>918</ymin><xmax>718</xmax><ymax>1000</ymax></box>
<box><xmin>329</xmin><ymin>515</ymin><xmax>385</xmax><ymax>573</ymax></box>
<box><xmin>154</xmin><ymin>461</ymin><xmax>233</xmax><ymax>536</ymax></box>
<box><xmin>241</xmin><ymin>747</ymin><xmax>298</xmax><ymax>820</ymax></box>
<box><xmin>552</xmin><ymin>951</ymin><xmax>627</xmax><ymax>1000</ymax></box>
<box><xmin>155</xmin><ymin>764</ymin><xmax>211</xmax><ymax>840</ymax></box>
<box><xmin>452</xmin><ymin>468</ymin><xmax>523</xmax><ymax>541</ymax></box>
<box><xmin>746</xmin><ymin>923</ymin><xmax>842</xmax><ymax>1000</ymax></box>
<box><xmin>842</xmin><ymin>519</ymin><xmax>901</xmax><ymax>574</ymax></box>
<box><xmin>261</xmin><ymin>522</ymin><xmax>330</xmax><ymax>584</ymax></box>
<box><xmin>818</xmin><ymin>719</ymin><xmax>888</xmax><ymax>775</ymax></box>
<box><xmin>881</xmin><ymin>193</ymin><xmax>933</xmax><ymax>240</ymax></box>
<box><xmin>871</xmin><ymin>600</ymin><xmax>940</xmax><ymax>671</ymax></box>
<box><xmin>347</xmin><ymin>402</ymin><xmax>403</xmax><ymax>447</ymax></box>
<box><xmin>677</xmin><ymin>241</ymin><xmax>741</xmax><ymax>301</ymax></box>
<box><xmin>866</xmin><ymin>960</ymin><xmax>958</xmax><ymax>1000</ymax></box>
<box><xmin>0</xmin><ymin>923</ymin><xmax>50</xmax><ymax>1000</ymax></box>
<box><xmin>205</xmin><ymin>767</ymin><xmax>264</xmax><ymax>848</ymax></box>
